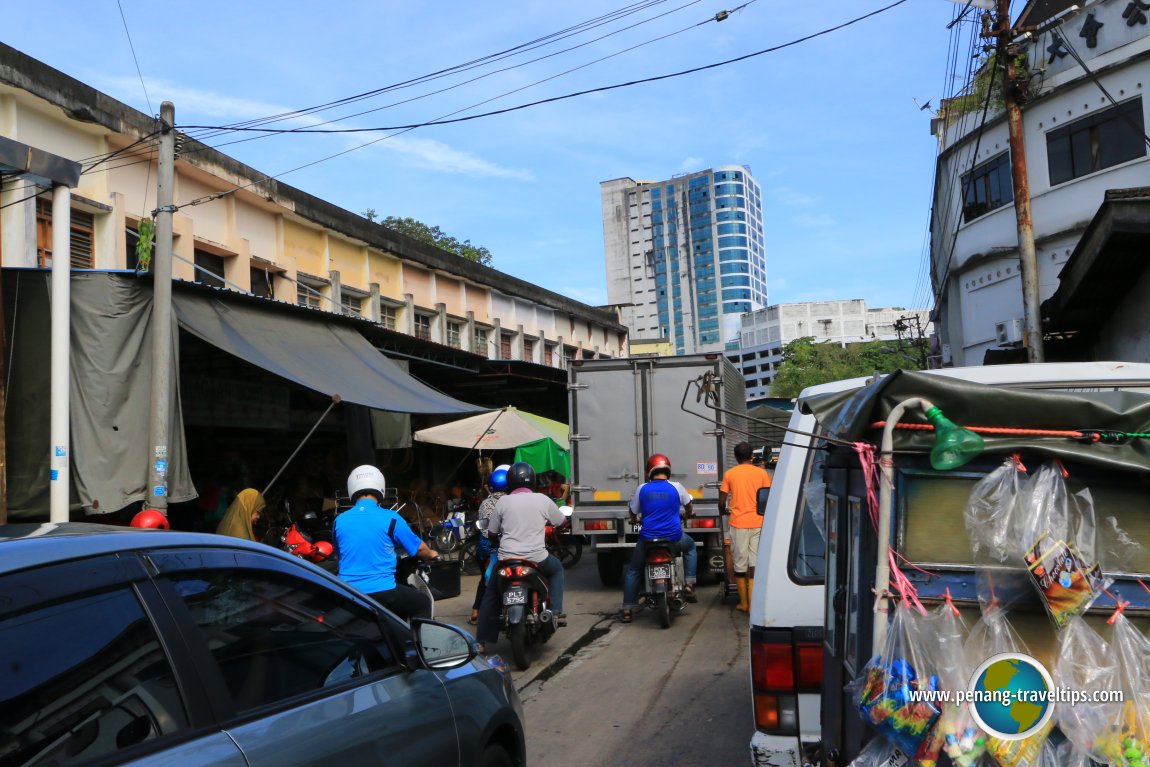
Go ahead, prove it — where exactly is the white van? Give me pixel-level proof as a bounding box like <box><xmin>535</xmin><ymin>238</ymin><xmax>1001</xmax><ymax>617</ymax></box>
<box><xmin>747</xmin><ymin>361</ymin><xmax>1150</xmax><ymax>767</ymax></box>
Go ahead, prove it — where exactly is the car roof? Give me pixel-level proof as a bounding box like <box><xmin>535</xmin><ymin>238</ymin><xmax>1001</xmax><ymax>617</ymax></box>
<box><xmin>0</xmin><ymin>522</ymin><xmax>296</xmax><ymax>576</ymax></box>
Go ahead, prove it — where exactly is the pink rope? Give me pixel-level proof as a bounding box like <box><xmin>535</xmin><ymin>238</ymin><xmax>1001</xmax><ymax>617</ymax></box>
<box><xmin>852</xmin><ymin>442</ymin><xmax>880</xmax><ymax>531</ymax></box>
<box><xmin>889</xmin><ymin>548</ymin><xmax>927</xmax><ymax>615</ymax></box>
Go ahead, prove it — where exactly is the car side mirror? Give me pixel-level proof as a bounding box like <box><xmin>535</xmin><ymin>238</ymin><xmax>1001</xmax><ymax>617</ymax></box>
<box><xmin>410</xmin><ymin>619</ymin><xmax>476</xmax><ymax>669</ymax></box>
<box><xmin>756</xmin><ymin>486</ymin><xmax>770</xmax><ymax>516</ymax></box>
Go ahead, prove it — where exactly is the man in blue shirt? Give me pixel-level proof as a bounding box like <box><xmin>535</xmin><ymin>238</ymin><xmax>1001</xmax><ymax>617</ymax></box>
<box><xmin>334</xmin><ymin>464</ymin><xmax>439</xmax><ymax>621</ymax></box>
<box><xmin>621</xmin><ymin>453</ymin><xmax>698</xmax><ymax>623</ymax></box>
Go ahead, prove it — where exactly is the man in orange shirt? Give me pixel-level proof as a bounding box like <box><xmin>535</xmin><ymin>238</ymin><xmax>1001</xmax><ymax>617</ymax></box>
<box><xmin>719</xmin><ymin>442</ymin><xmax>772</xmax><ymax>612</ymax></box>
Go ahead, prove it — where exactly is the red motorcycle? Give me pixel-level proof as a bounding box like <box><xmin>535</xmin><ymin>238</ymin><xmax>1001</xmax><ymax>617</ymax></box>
<box><xmin>545</xmin><ymin>506</ymin><xmax>583</xmax><ymax>569</ymax></box>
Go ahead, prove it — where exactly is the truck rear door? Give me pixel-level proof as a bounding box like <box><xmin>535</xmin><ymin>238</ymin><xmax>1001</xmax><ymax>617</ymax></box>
<box><xmin>570</xmin><ymin>359</ymin><xmax>644</xmax><ymax>510</ymax></box>
<box><xmin>644</xmin><ymin>358</ymin><xmax>725</xmax><ymax>504</ymax></box>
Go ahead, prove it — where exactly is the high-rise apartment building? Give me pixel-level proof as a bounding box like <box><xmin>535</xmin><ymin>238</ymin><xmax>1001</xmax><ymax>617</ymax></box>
<box><xmin>601</xmin><ymin>166</ymin><xmax>767</xmax><ymax>354</ymax></box>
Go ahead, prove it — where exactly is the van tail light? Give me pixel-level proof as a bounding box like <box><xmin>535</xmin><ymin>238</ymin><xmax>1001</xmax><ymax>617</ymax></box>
<box><xmin>646</xmin><ymin>549</ymin><xmax>673</xmax><ymax>564</ymax></box>
<box><xmin>750</xmin><ymin>626</ymin><xmax>823</xmax><ymax>736</ymax></box>
<box><xmin>686</xmin><ymin>517</ymin><xmax>716</xmax><ymax>529</ymax></box>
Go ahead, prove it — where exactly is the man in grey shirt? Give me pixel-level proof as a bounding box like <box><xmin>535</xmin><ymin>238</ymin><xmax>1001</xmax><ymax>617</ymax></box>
<box><xmin>475</xmin><ymin>462</ymin><xmax>567</xmax><ymax>652</ymax></box>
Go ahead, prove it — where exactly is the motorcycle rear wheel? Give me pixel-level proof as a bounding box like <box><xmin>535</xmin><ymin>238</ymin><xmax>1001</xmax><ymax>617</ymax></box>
<box><xmin>656</xmin><ymin>592</ymin><xmax>671</xmax><ymax>629</ymax></box>
<box><xmin>510</xmin><ymin>621</ymin><xmax>530</xmax><ymax>671</ymax></box>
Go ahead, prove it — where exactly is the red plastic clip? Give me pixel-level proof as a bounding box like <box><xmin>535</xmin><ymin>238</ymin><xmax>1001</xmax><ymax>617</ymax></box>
<box><xmin>1054</xmin><ymin>457</ymin><xmax>1069</xmax><ymax>479</ymax></box>
<box><xmin>945</xmin><ymin>587</ymin><xmax>960</xmax><ymax>618</ymax></box>
<box><xmin>1106</xmin><ymin>589</ymin><xmax>1130</xmax><ymax>625</ymax></box>
<box><xmin>1011</xmin><ymin>453</ymin><xmax>1027</xmax><ymax>473</ymax></box>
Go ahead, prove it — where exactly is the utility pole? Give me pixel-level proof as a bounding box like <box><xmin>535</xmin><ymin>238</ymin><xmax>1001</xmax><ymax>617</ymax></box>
<box><xmin>146</xmin><ymin>102</ymin><xmax>175</xmax><ymax>514</ymax></box>
<box><xmin>991</xmin><ymin>0</ymin><xmax>1045</xmax><ymax>362</ymax></box>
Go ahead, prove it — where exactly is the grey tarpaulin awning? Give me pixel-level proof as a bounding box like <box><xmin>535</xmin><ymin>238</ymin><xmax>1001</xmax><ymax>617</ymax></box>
<box><xmin>171</xmin><ymin>288</ymin><xmax>485</xmax><ymax>415</ymax></box>
<box><xmin>801</xmin><ymin>369</ymin><xmax>1150</xmax><ymax>474</ymax></box>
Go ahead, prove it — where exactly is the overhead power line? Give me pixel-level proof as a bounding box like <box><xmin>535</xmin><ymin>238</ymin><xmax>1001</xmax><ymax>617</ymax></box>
<box><xmin>180</xmin><ymin>0</ymin><xmax>909</xmax><ymax>136</ymax></box>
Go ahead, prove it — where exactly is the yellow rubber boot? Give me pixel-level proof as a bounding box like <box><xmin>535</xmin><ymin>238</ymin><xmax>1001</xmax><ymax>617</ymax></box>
<box><xmin>747</xmin><ymin>577</ymin><xmax>754</xmax><ymax>611</ymax></box>
<box><xmin>735</xmin><ymin>576</ymin><xmax>749</xmax><ymax>612</ymax></box>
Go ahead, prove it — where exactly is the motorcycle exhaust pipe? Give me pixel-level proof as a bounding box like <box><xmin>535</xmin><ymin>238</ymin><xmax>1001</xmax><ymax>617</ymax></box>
<box><xmin>539</xmin><ymin>609</ymin><xmax>554</xmax><ymax>624</ymax></box>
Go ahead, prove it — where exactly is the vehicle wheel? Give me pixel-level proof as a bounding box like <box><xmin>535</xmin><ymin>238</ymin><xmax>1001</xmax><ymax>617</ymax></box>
<box><xmin>510</xmin><ymin>622</ymin><xmax>530</xmax><ymax>671</ymax></box>
<box><xmin>436</xmin><ymin>528</ymin><xmax>461</xmax><ymax>553</ymax></box>
<box><xmin>656</xmin><ymin>592</ymin><xmax>671</xmax><ymax>629</ymax></box>
<box><xmin>477</xmin><ymin>743</ymin><xmax>514</xmax><ymax>767</ymax></box>
<box><xmin>597</xmin><ymin>551</ymin><xmax>623</xmax><ymax>587</ymax></box>
<box><xmin>554</xmin><ymin>535</ymin><xmax>584</xmax><ymax>569</ymax></box>
<box><xmin>459</xmin><ymin>539</ymin><xmax>481</xmax><ymax>575</ymax></box>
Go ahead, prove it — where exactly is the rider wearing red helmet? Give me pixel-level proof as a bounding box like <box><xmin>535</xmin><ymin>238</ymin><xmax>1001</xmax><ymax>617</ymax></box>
<box><xmin>620</xmin><ymin>453</ymin><xmax>699</xmax><ymax>623</ymax></box>
<box><xmin>130</xmin><ymin>509</ymin><xmax>170</xmax><ymax>529</ymax></box>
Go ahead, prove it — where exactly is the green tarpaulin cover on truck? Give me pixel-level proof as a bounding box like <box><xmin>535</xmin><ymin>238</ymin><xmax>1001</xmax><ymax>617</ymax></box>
<box><xmin>801</xmin><ymin>369</ymin><xmax>1150</xmax><ymax>473</ymax></box>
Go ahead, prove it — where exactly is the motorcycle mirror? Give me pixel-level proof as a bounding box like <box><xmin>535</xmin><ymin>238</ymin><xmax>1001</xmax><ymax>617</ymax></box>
<box><xmin>558</xmin><ymin>505</ymin><xmax>574</xmax><ymax>518</ymax></box>
<box><xmin>476</xmin><ymin>518</ymin><xmax>490</xmax><ymax>531</ymax></box>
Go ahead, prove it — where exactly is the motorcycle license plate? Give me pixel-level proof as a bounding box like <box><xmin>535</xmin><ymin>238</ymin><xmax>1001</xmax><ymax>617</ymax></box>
<box><xmin>503</xmin><ymin>590</ymin><xmax>527</xmax><ymax>605</ymax></box>
<box><xmin>647</xmin><ymin>564</ymin><xmax>671</xmax><ymax>580</ymax></box>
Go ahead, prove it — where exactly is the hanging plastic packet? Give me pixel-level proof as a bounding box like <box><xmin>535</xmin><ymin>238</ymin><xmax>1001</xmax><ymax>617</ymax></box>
<box><xmin>854</xmin><ymin>601</ymin><xmax>941</xmax><ymax>755</ymax></box>
<box><xmin>964</xmin><ymin>607</ymin><xmax>1053</xmax><ymax>767</ymax></box>
<box><xmin>917</xmin><ymin>597</ymin><xmax>986</xmax><ymax>767</ymax></box>
<box><xmin>1017</xmin><ymin>463</ymin><xmax>1109</xmax><ymax>628</ymax></box>
<box><xmin>964</xmin><ymin>457</ymin><xmax>1030</xmax><ymax>610</ymax></box>
<box><xmin>1054</xmin><ymin>616</ymin><xmax>1117</xmax><ymax>763</ymax></box>
<box><xmin>848</xmin><ymin>737</ymin><xmax>912</xmax><ymax>767</ymax></box>
<box><xmin>1093</xmin><ymin>612</ymin><xmax>1150</xmax><ymax>766</ymax></box>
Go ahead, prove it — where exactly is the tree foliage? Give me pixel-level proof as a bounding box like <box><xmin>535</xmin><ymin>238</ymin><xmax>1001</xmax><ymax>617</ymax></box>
<box><xmin>769</xmin><ymin>337</ymin><xmax>926</xmax><ymax>399</ymax></box>
<box><xmin>362</xmin><ymin>210</ymin><xmax>493</xmax><ymax>266</ymax></box>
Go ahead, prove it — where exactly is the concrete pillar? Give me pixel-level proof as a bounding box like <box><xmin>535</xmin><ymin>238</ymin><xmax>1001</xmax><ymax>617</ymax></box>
<box><xmin>404</xmin><ymin>293</ymin><xmax>415</xmax><ymax>335</ymax></box>
<box><xmin>466</xmin><ymin>311</ymin><xmax>476</xmax><ymax>353</ymax></box>
<box><xmin>369</xmin><ymin>283</ymin><xmax>381</xmax><ymax>323</ymax></box>
<box><xmin>492</xmin><ymin>318</ymin><xmax>502</xmax><ymax>359</ymax></box>
<box><xmin>515</xmin><ymin>324</ymin><xmax>525</xmax><ymax>361</ymax></box>
<box><xmin>329</xmin><ymin>270</ymin><xmax>343</xmax><ymax>313</ymax></box>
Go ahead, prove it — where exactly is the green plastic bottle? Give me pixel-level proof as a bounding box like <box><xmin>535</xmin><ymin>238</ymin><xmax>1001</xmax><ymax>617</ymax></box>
<box><xmin>925</xmin><ymin>406</ymin><xmax>984</xmax><ymax>470</ymax></box>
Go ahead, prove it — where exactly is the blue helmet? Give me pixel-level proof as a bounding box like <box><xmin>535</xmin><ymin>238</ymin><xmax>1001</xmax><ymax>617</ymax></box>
<box><xmin>489</xmin><ymin>464</ymin><xmax>511</xmax><ymax>492</ymax></box>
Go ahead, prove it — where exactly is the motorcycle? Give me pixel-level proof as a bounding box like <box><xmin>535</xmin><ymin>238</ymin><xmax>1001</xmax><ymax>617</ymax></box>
<box><xmin>429</xmin><ymin>512</ymin><xmax>472</xmax><ymax>554</ymax></box>
<box><xmin>395</xmin><ymin>555</ymin><xmax>436</xmax><ymax>620</ymax></box>
<box><xmin>545</xmin><ymin>505</ymin><xmax>583</xmax><ymax>569</ymax></box>
<box><xmin>478</xmin><ymin>518</ymin><xmax>557</xmax><ymax>670</ymax></box>
<box><xmin>638</xmin><ymin>537</ymin><xmax>688</xmax><ymax>629</ymax></box>
<box><xmin>280</xmin><ymin>521</ymin><xmax>337</xmax><ymax>570</ymax></box>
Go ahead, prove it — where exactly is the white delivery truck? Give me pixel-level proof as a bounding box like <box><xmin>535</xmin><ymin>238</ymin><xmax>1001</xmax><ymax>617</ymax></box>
<box><xmin>747</xmin><ymin>361</ymin><xmax>1150</xmax><ymax>767</ymax></box>
<box><xmin>568</xmin><ymin>354</ymin><xmax>747</xmax><ymax>587</ymax></box>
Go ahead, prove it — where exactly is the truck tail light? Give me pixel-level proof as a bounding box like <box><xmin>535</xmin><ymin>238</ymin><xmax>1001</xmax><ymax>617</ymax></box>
<box><xmin>750</xmin><ymin>626</ymin><xmax>823</xmax><ymax>735</ymax></box>
<box><xmin>686</xmin><ymin>517</ymin><xmax>716</xmax><ymax>529</ymax></box>
<box><xmin>583</xmin><ymin>520</ymin><xmax>616</xmax><ymax>531</ymax></box>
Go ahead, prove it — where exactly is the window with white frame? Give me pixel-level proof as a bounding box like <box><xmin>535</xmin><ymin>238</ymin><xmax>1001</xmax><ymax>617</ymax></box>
<box><xmin>446</xmin><ymin>321</ymin><xmax>462</xmax><ymax>349</ymax></box>
<box><xmin>414</xmin><ymin>314</ymin><xmax>432</xmax><ymax>341</ymax></box>
<box><xmin>296</xmin><ymin>281</ymin><xmax>324</xmax><ymax>309</ymax></box>
<box><xmin>380</xmin><ymin>305</ymin><xmax>397</xmax><ymax>330</ymax></box>
<box><xmin>340</xmin><ymin>292</ymin><xmax>364</xmax><ymax>316</ymax></box>
<box><xmin>473</xmin><ymin>327</ymin><xmax>489</xmax><ymax>355</ymax></box>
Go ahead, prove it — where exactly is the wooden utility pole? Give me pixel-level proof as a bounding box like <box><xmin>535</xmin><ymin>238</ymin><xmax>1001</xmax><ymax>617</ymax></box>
<box><xmin>993</xmin><ymin>0</ymin><xmax>1045</xmax><ymax>361</ymax></box>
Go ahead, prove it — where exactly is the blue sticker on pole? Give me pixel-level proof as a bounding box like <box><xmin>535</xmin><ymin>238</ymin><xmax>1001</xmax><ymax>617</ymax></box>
<box><xmin>153</xmin><ymin>486</ymin><xmax>167</xmax><ymax>497</ymax></box>
<box><xmin>155</xmin><ymin>460</ymin><xmax>168</xmax><ymax>474</ymax></box>
<box><xmin>50</xmin><ymin>470</ymin><xmax>59</xmax><ymax>481</ymax></box>
<box><xmin>55</xmin><ymin>446</ymin><xmax>67</xmax><ymax>457</ymax></box>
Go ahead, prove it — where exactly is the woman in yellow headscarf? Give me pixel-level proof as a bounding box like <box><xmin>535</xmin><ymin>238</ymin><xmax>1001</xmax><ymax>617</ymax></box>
<box><xmin>216</xmin><ymin>488</ymin><xmax>266</xmax><ymax>541</ymax></box>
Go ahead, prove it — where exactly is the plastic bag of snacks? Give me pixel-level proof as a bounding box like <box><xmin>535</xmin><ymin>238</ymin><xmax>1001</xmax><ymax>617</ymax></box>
<box><xmin>848</xmin><ymin>737</ymin><xmax>912</xmax><ymax>767</ymax></box>
<box><xmin>1054</xmin><ymin>616</ymin><xmax>1118</xmax><ymax>762</ymax></box>
<box><xmin>1015</xmin><ymin>463</ymin><xmax>1108</xmax><ymax>628</ymax></box>
<box><xmin>964</xmin><ymin>607</ymin><xmax>1053</xmax><ymax>767</ymax></box>
<box><xmin>1093</xmin><ymin>612</ymin><xmax>1150</xmax><ymax>767</ymax></box>
<box><xmin>964</xmin><ymin>458</ymin><xmax>1030</xmax><ymax>609</ymax></box>
<box><xmin>855</xmin><ymin>602</ymin><xmax>941</xmax><ymax>755</ymax></box>
<box><xmin>917</xmin><ymin>600</ymin><xmax>986</xmax><ymax>767</ymax></box>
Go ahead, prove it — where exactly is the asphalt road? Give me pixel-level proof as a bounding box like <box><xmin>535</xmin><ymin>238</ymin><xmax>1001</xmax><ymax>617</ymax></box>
<box><xmin>433</xmin><ymin>556</ymin><xmax>754</xmax><ymax>767</ymax></box>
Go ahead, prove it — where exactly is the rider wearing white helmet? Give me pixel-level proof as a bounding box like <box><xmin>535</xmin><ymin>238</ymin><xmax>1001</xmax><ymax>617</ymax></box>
<box><xmin>333</xmin><ymin>465</ymin><xmax>439</xmax><ymax>621</ymax></box>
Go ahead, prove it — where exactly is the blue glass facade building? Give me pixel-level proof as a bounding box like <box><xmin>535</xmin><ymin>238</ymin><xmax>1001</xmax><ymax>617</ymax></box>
<box><xmin>601</xmin><ymin>166</ymin><xmax>767</xmax><ymax>354</ymax></box>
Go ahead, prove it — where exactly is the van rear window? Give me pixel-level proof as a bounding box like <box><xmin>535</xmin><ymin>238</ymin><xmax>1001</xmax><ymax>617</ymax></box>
<box><xmin>788</xmin><ymin>439</ymin><xmax>827</xmax><ymax>584</ymax></box>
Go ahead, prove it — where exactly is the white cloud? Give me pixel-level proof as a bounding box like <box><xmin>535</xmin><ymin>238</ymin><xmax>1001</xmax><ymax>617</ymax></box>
<box><xmin>772</xmin><ymin>186</ymin><xmax>815</xmax><ymax>206</ymax></box>
<box><xmin>797</xmin><ymin>213</ymin><xmax>836</xmax><ymax>228</ymax></box>
<box><xmin>678</xmin><ymin>156</ymin><xmax>704</xmax><ymax>173</ymax></box>
<box><xmin>95</xmin><ymin>75</ymin><xmax>533</xmax><ymax>181</ymax></box>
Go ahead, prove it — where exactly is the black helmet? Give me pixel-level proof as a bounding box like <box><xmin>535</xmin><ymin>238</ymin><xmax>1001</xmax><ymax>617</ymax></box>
<box><xmin>506</xmin><ymin>462</ymin><xmax>536</xmax><ymax>491</ymax></box>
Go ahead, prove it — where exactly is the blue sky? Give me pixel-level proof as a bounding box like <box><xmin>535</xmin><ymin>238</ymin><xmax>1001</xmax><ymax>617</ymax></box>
<box><xmin>7</xmin><ymin>0</ymin><xmax>971</xmax><ymax>312</ymax></box>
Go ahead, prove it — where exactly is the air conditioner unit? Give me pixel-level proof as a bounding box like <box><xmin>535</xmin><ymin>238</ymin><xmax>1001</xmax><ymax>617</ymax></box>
<box><xmin>995</xmin><ymin>318</ymin><xmax>1024</xmax><ymax>346</ymax></box>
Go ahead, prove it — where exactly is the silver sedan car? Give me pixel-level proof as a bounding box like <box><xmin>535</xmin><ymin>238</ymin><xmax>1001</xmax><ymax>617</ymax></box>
<box><xmin>0</xmin><ymin>523</ymin><xmax>524</xmax><ymax>766</ymax></box>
